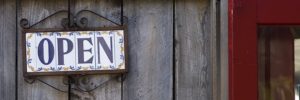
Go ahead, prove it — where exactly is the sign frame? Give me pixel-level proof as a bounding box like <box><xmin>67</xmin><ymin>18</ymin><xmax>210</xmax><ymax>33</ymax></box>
<box><xmin>22</xmin><ymin>26</ymin><xmax>128</xmax><ymax>77</ymax></box>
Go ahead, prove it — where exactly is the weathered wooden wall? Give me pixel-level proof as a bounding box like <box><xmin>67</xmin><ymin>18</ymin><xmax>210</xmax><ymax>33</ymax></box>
<box><xmin>0</xmin><ymin>0</ymin><xmax>219</xmax><ymax>100</ymax></box>
<box><xmin>175</xmin><ymin>0</ymin><xmax>212</xmax><ymax>100</ymax></box>
<box><xmin>0</xmin><ymin>0</ymin><xmax>16</xmax><ymax>100</ymax></box>
<box><xmin>123</xmin><ymin>0</ymin><xmax>173</xmax><ymax>100</ymax></box>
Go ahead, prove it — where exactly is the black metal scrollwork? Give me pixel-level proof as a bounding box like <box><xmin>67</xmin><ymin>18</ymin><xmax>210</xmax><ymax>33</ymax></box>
<box><xmin>21</xmin><ymin>9</ymin><xmax>127</xmax><ymax>93</ymax></box>
<box><xmin>20</xmin><ymin>10</ymin><xmax>69</xmax><ymax>29</ymax></box>
<box><xmin>20</xmin><ymin>10</ymin><xmax>126</xmax><ymax>29</ymax></box>
<box><xmin>77</xmin><ymin>17</ymin><xmax>88</xmax><ymax>28</ymax></box>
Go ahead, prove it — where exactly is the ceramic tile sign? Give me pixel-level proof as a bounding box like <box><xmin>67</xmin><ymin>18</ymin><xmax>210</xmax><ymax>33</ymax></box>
<box><xmin>23</xmin><ymin>28</ymin><xmax>127</xmax><ymax>76</ymax></box>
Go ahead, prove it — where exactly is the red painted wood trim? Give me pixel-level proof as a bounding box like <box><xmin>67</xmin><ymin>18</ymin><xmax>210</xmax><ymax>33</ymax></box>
<box><xmin>230</xmin><ymin>0</ymin><xmax>300</xmax><ymax>99</ymax></box>
<box><xmin>257</xmin><ymin>0</ymin><xmax>300</xmax><ymax>24</ymax></box>
<box><xmin>228</xmin><ymin>0</ymin><xmax>233</xmax><ymax>98</ymax></box>
<box><xmin>229</xmin><ymin>0</ymin><xmax>258</xmax><ymax>99</ymax></box>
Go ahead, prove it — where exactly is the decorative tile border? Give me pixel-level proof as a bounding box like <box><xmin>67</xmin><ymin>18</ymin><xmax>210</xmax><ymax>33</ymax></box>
<box><xmin>23</xmin><ymin>27</ymin><xmax>127</xmax><ymax>76</ymax></box>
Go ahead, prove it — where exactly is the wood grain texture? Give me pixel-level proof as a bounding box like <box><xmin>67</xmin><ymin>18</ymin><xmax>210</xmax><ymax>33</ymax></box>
<box><xmin>73</xmin><ymin>0</ymin><xmax>121</xmax><ymax>27</ymax></box>
<box><xmin>123</xmin><ymin>0</ymin><xmax>173</xmax><ymax>100</ymax></box>
<box><xmin>71</xmin><ymin>0</ymin><xmax>122</xmax><ymax>100</ymax></box>
<box><xmin>175</xmin><ymin>0</ymin><xmax>212</xmax><ymax>100</ymax></box>
<box><xmin>212</xmin><ymin>0</ymin><xmax>220</xmax><ymax>100</ymax></box>
<box><xmin>0</xmin><ymin>0</ymin><xmax>16</xmax><ymax>100</ymax></box>
<box><xmin>17</xmin><ymin>0</ymin><xmax>69</xmax><ymax>100</ymax></box>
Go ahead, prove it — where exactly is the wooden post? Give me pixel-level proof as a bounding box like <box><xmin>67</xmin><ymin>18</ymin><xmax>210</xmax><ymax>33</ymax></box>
<box><xmin>220</xmin><ymin>0</ymin><xmax>228</xmax><ymax>99</ymax></box>
<box><xmin>0</xmin><ymin>0</ymin><xmax>16</xmax><ymax>100</ymax></box>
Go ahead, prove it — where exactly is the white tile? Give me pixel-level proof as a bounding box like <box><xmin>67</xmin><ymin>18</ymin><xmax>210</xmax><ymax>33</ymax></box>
<box><xmin>55</xmin><ymin>32</ymin><xmax>76</xmax><ymax>71</ymax></box>
<box><xmin>75</xmin><ymin>31</ymin><xmax>96</xmax><ymax>71</ymax></box>
<box><xmin>35</xmin><ymin>32</ymin><xmax>57</xmax><ymax>72</ymax></box>
<box><xmin>26</xmin><ymin>30</ymin><xmax>126</xmax><ymax>73</ymax></box>
<box><xmin>114</xmin><ymin>30</ymin><xmax>125</xmax><ymax>70</ymax></box>
<box><xmin>25</xmin><ymin>33</ymin><xmax>37</xmax><ymax>72</ymax></box>
<box><xmin>95</xmin><ymin>31</ymin><xmax>116</xmax><ymax>70</ymax></box>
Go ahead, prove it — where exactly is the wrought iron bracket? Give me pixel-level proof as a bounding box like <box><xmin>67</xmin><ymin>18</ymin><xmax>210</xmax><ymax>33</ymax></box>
<box><xmin>20</xmin><ymin>8</ymin><xmax>128</xmax><ymax>93</ymax></box>
<box><xmin>20</xmin><ymin>10</ymin><xmax>128</xmax><ymax>29</ymax></box>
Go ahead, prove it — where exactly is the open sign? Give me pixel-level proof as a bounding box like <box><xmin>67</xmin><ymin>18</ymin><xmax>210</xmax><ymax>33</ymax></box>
<box><xmin>22</xmin><ymin>27</ymin><xmax>127</xmax><ymax>76</ymax></box>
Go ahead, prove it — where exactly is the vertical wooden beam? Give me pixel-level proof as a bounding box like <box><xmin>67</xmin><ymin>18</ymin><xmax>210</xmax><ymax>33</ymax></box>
<box><xmin>220</xmin><ymin>0</ymin><xmax>228</xmax><ymax>99</ymax></box>
<box><xmin>0</xmin><ymin>0</ymin><xmax>16</xmax><ymax>99</ymax></box>
<box><xmin>17</xmin><ymin>0</ymin><xmax>69</xmax><ymax>100</ymax></box>
<box><xmin>123</xmin><ymin>0</ymin><xmax>173</xmax><ymax>100</ymax></box>
<box><xmin>175</xmin><ymin>0</ymin><xmax>212</xmax><ymax>99</ymax></box>
<box><xmin>211</xmin><ymin>0</ymin><xmax>220</xmax><ymax>99</ymax></box>
<box><xmin>70</xmin><ymin>0</ymin><xmax>122</xmax><ymax>100</ymax></box>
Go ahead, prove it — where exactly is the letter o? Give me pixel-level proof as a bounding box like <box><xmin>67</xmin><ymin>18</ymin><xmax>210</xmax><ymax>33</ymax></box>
<box><xmin>38</xmin><ymin>38</ymin><xmax>55</xmax><ymax>65</ymax></box>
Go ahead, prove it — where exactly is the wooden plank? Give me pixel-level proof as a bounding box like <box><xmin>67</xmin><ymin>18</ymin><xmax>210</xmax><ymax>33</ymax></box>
<box><xmin>17</xmin><ymin>0</ymin><xmax>69</xmax><ymax>100</ymax></box>
<box><xmin>206</xmin><ymin>0</ymin><xmax>218</xmax><ymax>100</ymax></box>
<box><xmin>212</xmin><ymin>0</ymin><xmax>222</xmax><ymax>100</ymax></box>
<box><xmin>175</xmin><ymin>0</ymin><xmax>212</xmax><ymax>100</ymax></box>
<box><xmin>0</xmin><ymin>0</ymin><xmax>16</xmax><ymax>100</ymax></box>
<box><xmin>220</xmin><ymin>0</ymin><xmax>228</xmax><ymax>99</ymax></box>
<box><xmin>70</xmin><ymin>0</ymin><xmax>122</xmax><ymax>100</ymax></box>
<box><xmin>123</xmin><ymin>0</ymin><xmax>173</xmax><ymax>100</ymax></box>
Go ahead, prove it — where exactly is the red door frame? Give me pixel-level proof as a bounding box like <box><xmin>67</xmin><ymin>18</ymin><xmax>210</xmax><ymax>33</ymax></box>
<box><xmin>229</xmin><ymin>0</ymin><xmax>300</xmax><ymax>100</ymax></box>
